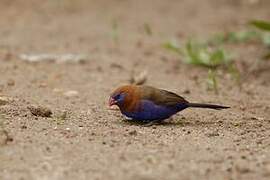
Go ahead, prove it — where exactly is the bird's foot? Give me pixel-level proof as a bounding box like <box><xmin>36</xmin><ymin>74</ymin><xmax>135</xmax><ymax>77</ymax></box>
<box><xmin>143</xmin><ymin>120</ymin><xmax>163</xmax><ymax>127</ymax></box>
<box><xmin>123</xmin><ymin>115</ymin><xmax>133</xmax><ymax>121</ymax></box>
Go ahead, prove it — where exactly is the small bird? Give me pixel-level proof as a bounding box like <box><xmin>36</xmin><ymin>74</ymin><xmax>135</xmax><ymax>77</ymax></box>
<box><xmin>109</xmin><ymin>85</ymin><xmax>229</xmax><ymax>125</ymax></box>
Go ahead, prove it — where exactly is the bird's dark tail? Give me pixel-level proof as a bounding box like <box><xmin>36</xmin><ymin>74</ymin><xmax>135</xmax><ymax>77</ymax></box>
<box><xmin>187</xmin><ymin>103</ymin><xmax>230</xmax><ymax>110</ymax></box>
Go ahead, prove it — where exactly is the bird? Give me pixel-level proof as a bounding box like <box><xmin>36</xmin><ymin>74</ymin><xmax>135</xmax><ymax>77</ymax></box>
<box><xmin>109</xmin><ymin>85</ymin><xmax>229</xmax><ymax>125</ymax></box>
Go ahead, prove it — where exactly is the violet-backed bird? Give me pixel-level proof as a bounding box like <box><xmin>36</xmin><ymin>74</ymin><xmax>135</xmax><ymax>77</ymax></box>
<box><xmin>109</xmin><ymin>85</ymin><xmax>229</xmax><ymax>125</ymax></box>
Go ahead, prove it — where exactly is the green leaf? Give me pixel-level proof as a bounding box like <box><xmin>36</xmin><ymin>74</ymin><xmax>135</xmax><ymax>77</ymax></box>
<box><xmin>143</xmin><ymin>23</ymin><xmax>152</xmax><ymax>36</ymax></box>
<box><xmin>208</xmin><ymin>31</ymin><xmax>260</xmax><ymax>45</ymax></box>
<box><xmin>261</xmin><ymin>33</ymin><xmax>270</xmax><ymax>46</ymax></box>
<box><xmin>226</xmin><ymin>31</ymin><xmax>259</xmax><ymax>43</ymax></box>
<box><xmin>250</xmin><ymin>20</ymin><xmax>270</xmax><ymax>31</ymax></box>
<box><xmin>208</xmin><ymin>33</ymin><xmax>226</xmax><ymax>45</ymax></box>
<box><xmin>163</xmin><ymin>40</ymin><xmax>182</xmax><ymax>54</ymax></box>
<box><xmin>183</xmin><ymin>40</ymin><xmax>232</xmax><ymax>68</ymax></box>
<box><xmin>184</xmin><ymin>40</ymin><xmax>208</xmax><ymax>66</ymax></box>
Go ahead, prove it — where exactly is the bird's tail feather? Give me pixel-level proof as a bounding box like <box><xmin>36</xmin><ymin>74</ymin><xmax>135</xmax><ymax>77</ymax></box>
<box><xmin>187</xmin><ymin>103</ymin><xmax>229</xmax><ymax>110</ymax></box>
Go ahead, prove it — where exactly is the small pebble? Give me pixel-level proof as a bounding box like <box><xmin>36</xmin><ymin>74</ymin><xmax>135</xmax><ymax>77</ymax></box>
<box><xmin>128</xmin><ymin>130</ymin><xmax>137</xmax><ymax>136</ymax></box>
<box><xmin>7</xmin><ymin>79</ymin><xmax>15</xmax><ymax>86</ymax></box>
<box><xmin>28</xmin><ymin>105</ymin><xmax>52</xmax><ymax>117</ymax></box>
<box><xmin>21</xmin><ymin>125</ymin><xmax>27</xmax><ymax>129</ymax></box>
<box><xmin>0</xmin><ymin>130</ymin><xmax>13</xmax><ymax>145</ymax></box>
<box><xmin>0</xmin><ymin>97</ymin><xmax>11</xmax><ymax>106</ymax></box>
<box><xmin>182</xmin><ymin>89</ymin><xmax>190</xmax><ymax>94</ymax></box>
<box><xmin>63</xmin><ymin>90</ymin><xmax>79</xmax><ymax>97</ymax></box>
<box><xmin>205</xmin><ymin>132</ymin><xmax>219</xmax><ymax>137</ymax></box>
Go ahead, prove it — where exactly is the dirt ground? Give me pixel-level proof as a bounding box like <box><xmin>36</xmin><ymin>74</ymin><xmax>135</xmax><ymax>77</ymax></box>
<box><xmin>1</xmin><ymin>0</ymin><xmax>270</xmax><ymax>180</ymax></box>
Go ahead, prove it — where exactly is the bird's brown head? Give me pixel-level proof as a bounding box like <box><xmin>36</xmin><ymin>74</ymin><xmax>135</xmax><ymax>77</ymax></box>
<box><xmin>109</xmin><ymin>85</ymin><xmax>138</xmax><ymax>109</ymax></box>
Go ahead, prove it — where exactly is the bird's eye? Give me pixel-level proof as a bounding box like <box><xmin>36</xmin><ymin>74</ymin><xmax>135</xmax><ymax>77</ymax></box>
<box><xmin>114</xmin><ymin>94</ymin><xmax>121</xmax><ymax>100</ymax></box>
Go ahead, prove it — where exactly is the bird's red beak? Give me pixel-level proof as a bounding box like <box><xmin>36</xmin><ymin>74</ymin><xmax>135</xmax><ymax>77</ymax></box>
<box><xmin>109</xmin><ymin>97</ymin><xmax>117</xmax><ymax>107</ymax></box>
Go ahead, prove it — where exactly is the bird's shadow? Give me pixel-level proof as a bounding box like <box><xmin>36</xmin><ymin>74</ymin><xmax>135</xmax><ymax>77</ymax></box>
<box><xmin>116</xmin><ymin>117</ymin><xmax>218</xmax><ymax>127</ymax></box>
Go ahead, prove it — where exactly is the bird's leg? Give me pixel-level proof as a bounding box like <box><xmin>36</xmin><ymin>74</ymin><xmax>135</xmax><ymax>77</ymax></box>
<box><xmin>143</xmin><ymin>119</ymin><xmax>163</xmax><ymax>127</ymax></box>
<box><xmin>122</xmin><ymin>115</ymin><xmax>133</xmax><ymax>121</ymax></box>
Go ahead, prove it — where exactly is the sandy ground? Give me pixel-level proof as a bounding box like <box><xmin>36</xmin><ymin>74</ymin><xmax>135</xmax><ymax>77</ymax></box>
<box><xmin>1</xmin><ymin>0</ymin><xmax>270</xmax><ymax>179</ymax></box>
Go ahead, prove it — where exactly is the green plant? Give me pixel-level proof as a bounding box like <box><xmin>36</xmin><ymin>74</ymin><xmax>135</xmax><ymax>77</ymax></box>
<box><xmin>227</xmin><ymin>63</ymin><xmax>241</xmax><ymax>87</ymax></box>
<box><xmin>207</xmin><ymin>69</ymin><xmax>218</xmax><ymax>94</ymax></box>
<box><xmin>111</xmin><ymin>20</ymin><xmax>119</xmax><ymax>43</ymax></box>
<box><xmin>263</xmin><ymin>52</ymin><xmax>270</xmax><ymax>60</ymax></box>
<box><xmin>208</xmin><ymin>30</ymin><xmax>260</xmax><ymax>45</ymax></box>
<box><xmin>250</xmin><ymin>20</ymin><xmax>270</xmax><ymax>31</ymax></box>
<box><xmin>261</xmin><ymin>33</ymin><xmax>270</xmax><ymax>47</ymax></box>
<box><xmin>163</xmin><ymin>40</ymin><xmax>182</xmax><ymax>54</ymax></box>
<box><xmin>143</xmin><ymin>23</ymin><xmax>152</xmax><ymax>36</ymax></box>
<box><xmin>54</xmin><ymin>111</ymin><xmax>67</xmax><ymax>125</ymax></box>
<box><xmin>250</xmin><ymin>19</ymin><xmax>270</xmax><ymax>59</ymax></box>
<box><xmin>163</xmin><ymin>38</ymin><xmax>238</xmax><ymax>93</ymax></box>
<box><xmin>163</xmin><ymin>19</ymin><xmax>270</xmax><ymax>93</ymax></box>
<box><xmin>183</xmin><ymin>40</ymin><xmax>232</xmax><ymax>68</ymax></box>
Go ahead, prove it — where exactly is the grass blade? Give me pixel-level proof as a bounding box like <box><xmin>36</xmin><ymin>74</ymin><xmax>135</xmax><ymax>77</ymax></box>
<box><xmin>163</xmin><ymin>40</ymin><xmax>182</xmax><ymax>54</ymax></box>
<box><xmin>250</xmin><ymin>20</ymin><xmax>270</xmax><ymax>31</ymax></box>
<box><xmin>263</xmin><ymin>52</ymin><xmax>270</xmax><ymax>60</ymax></box>
<box><xmin>207</xmin><ymin>69</ymin><xmax>218</xmax><ymax>94</ymax></box>
<box><xmin>143</xmin><ymin>23</ymin><xmax>152</xmax><ymax>36</ymax></box>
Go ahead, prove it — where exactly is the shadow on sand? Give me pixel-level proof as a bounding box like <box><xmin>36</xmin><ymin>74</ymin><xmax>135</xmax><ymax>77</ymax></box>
<box><xmin>116</xmin><ymin>117</ymin><xmax>221</xmax><ymax>127</ymax></box>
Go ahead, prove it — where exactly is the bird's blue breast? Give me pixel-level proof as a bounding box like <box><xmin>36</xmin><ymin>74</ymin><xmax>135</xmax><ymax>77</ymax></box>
<box><xmin>121</xmin><ymin>100</ymin><xmax>188</xmax><ymax>122</ymax></box>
